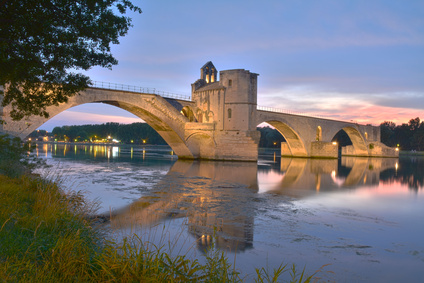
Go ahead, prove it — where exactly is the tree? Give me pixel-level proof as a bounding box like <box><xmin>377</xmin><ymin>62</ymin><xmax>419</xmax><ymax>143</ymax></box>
<box><xmin>0</xmin><ymin>0</ymin><xmax>141</xmax><ymax>120</ymax></box>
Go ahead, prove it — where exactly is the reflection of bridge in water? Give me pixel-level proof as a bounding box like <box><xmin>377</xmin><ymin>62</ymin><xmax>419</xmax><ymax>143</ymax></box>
<box><xmin>1</xmin><ymin>62</ymin><xmax>398</xmax><ymax>160</ymax></box>
<box><xmin>110</xmin><ymin>157</ymin><xmax>398</xmax><ymax>252</ymax></box>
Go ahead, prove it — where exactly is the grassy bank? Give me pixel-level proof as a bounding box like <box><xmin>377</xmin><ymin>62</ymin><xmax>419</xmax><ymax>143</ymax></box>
<box><xmin>0</xmin><ymin>174</ymin><xmax>322</xmax><ymax>282</ymax></box>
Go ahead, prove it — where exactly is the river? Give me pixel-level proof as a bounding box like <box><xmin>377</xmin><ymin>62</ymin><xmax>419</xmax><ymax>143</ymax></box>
<box><xmin>33</xmin><ymin>143</ymin><xmax>424</xmax><ymax>282</ymax></box>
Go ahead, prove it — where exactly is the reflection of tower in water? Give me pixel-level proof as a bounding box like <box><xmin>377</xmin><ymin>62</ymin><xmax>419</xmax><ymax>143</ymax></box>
<box><xmin>175</xmin><ymin>161</ymin><xmax>257</xmax><ymax>252</ymax></box>
<box><xmin>110</xmin><ymin>160</ymin><xmax>258</xmax><ymax>252</ymax></box>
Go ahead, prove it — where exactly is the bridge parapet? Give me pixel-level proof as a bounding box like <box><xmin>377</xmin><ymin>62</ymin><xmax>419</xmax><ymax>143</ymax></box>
<box><xmin>90</xmin><ymin>81</ymin><xmax>191</xmax><ymax>101</ymax></box>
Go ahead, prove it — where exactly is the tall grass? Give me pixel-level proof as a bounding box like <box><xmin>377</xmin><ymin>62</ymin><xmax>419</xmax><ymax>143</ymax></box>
<box><xmin>0</xmin><ymin>173</ymin><xmax>327</xmax><ymax>282</ymax></box>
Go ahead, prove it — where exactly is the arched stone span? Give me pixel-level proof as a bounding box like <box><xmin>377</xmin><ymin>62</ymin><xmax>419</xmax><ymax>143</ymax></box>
<box><xmin>256</xmin><ymin>110</ymin><xmax>389</xmax><ymax>158</ymax></box>
<box><xmin>329</xmin><ymin>126</ymin><xmax>369</xmax><ymax>157</ymax></box>
<box><xmin>1</xmin><ymin>88</ymin><xmax>195</xmax><ymax>159</ymax></box>
<box><xmin>263</xmin><ymin>120</ymin><xmax>308</xmax><ymax>157</ymax></box>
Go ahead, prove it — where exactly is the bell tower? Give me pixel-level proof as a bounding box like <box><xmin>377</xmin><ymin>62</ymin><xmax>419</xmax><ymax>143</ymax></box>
<box><xmin>200</xmin><ymin>61</ymin><xmax>217</xmax><ymax>84</ymax></box>
<box><xmin>188</xmin><ymin>62</ymin><xmax>261</xmax><ymax>161</ymax></box>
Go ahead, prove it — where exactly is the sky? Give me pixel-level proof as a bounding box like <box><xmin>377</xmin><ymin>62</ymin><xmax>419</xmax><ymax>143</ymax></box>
<box><xmin>39</xmin><ymin>0</ymin><xmax>424</xmax><ymax>131</ymax></box>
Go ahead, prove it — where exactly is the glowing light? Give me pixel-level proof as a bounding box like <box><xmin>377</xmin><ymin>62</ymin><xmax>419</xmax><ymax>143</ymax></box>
<box><xmin>332</xmin><ymin>141</ymin><xmax>337</xmax><ymax>145</ymax></box>
<box><xmin>395</xmin><ymin>162</ymin><xmax>399</xmax><ymax>170</ymax></box>
<box><xmin>395</xmin><ymin>148</ymin><xmax>399</xmax><ymax>151</ymax></box>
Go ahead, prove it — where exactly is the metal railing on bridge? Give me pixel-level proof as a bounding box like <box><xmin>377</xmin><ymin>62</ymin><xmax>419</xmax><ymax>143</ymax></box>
<box><xmin>256</xmin><ymin>105</ymin><xmax>366</xmax><ymax>125</ymax></box>
<box><xmin>90</xmin><ymin>81</ymin><xmax>192</xmax><ymax>101</ymax></box>
<box><xmin>257</xmin><ymin>105</ymin><xmax>327</xmax><ymax>119</ymax></box>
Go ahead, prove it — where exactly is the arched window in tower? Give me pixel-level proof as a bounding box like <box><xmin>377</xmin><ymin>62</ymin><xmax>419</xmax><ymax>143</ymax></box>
<box><xmin>228</xmin><ymin>79</ymin><xmax>232</xmax><ymax>87</ymax></box>
<box><xmin>205</xmin><ymin>67</ymin><xmax>210</xmax><ymax>83</ymax></box>
<box><xmin>365</xmin><ymin>132</ymin><xmax>368</xmax><ymax>140</ymax></box>
<box><xmin>211</xmin><ymin>68</ymin><xmax>215</xmax><ymax>82</ymax></box>
<box><xmin>228</xmin><ymin>108</ymin><xmax>232</xmax><ymax>119</ymax></box>
<box><xmin>316</xmin><ymin>126</ymin><xmax>322</xmax><ymax>141</ymax></box>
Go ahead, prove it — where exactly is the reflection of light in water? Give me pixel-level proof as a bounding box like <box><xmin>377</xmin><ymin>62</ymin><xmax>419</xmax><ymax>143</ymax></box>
<box><xmin>54</xmin><ymin>144</ymin><xmax>57</xmax><ymax>155</ymax></box>
<box><xmin>74</xmin><ymin>145</ymin><xmax>77</xmax><ymax>155</ymax></box>
<box><xmin>395</xmin><ymin>162</ymin><xmax>399</xmax><ymax>176</ymax></box>
<box><xmin>143</xmin><ymin>148</ymin><xmax>146</xmax><ymax>160</ymax></box>
<box><xmin>64</xmin><ymin>145</ymin><xmax>67</xmax><ymax>156</ymax></box>
<box><xmin>112</xmin><ymin>146</ymin><xmax>119</xmax><ymax>158</ymax></box>
<box><xmin>363</xmin><ymin>174</ymin><xmax>367</xmax><ymax>184</ymax></box>
<box><xmin>331</xmin><ymin>170</ymin><xmax>345</xmax><ymax>187</ymax></box>
<box><xmin>257</xmin><ymin>170</ymin><xmax>285</xmax><ymax>193</ymax></box>
<box><xmin>131</xmin><ymin>147</ymin><xmax>133</xmax><ymax>159</ymax></box>
<box><xmin>44</xmin><ymin>144</ymin><xmax>48</xmax><ymax>157</ymax></box>
<box><xmin>315</xmin><ymin>174</ymin><xmax>321</xmax><ymax>191</ymax></box>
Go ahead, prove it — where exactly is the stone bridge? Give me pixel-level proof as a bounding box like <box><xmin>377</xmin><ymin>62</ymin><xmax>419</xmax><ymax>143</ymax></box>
<box><xmin>0</xmin><ymin>61</ymin><xmax>398</xmax><ymax>161</ymax></box>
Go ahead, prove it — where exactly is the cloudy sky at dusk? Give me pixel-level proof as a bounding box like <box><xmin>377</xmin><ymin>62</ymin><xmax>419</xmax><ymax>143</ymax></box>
<box><xmin>40</xmin><ymin>0</ymin><xmax>424</xmax><ymax>131</ymax></box>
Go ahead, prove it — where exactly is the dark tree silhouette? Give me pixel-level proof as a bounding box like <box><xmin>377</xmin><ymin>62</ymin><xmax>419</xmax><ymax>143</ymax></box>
<box><xmin>0</xmin><ymin>0</ymin><xmax>141</xmax><ymax>120</ymax></box>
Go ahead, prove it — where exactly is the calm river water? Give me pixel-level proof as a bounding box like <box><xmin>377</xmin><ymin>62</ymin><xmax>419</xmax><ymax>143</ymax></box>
<box><xmin>34</xmin><ymin>143</ymin><xmax>424</xmax><ymax>282</ymax></box>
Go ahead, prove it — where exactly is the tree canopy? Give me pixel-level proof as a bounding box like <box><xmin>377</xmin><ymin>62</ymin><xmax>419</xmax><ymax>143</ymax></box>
<box><xmin>380</xmin><ymin>117</ymin><xmax>424</xmax><ymax>151</ymax></box>
<box><xmin>0</xmin><ymin>0</ymin><xmax>141</xmax><ymax>120</ymax></box>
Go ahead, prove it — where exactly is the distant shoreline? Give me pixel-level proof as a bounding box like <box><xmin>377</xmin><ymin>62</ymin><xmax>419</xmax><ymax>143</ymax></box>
<box><xmin>399</xmin><ymin>150</ymin><xmax>424</xmax><ymax>156</ymax></box>
<box><xmin>33</xmin><ymin>141</ymin><xmax>169</xmax><ymax>147</ymax></box>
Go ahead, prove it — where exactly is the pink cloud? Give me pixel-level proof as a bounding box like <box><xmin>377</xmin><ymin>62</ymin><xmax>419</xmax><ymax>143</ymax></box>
<box><xmin>315</xmin><ymin>104</ymin><xmax>423</xmax><ymax>125</ymax></box>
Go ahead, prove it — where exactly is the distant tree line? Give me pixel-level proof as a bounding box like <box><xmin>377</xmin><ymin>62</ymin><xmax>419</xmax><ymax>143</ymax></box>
<box><xmin>380</xmin><ymin>117</ymin><xmax>424</xmax><ymax>151</ymax></box>
<box><xmin>46</xmin><ymin>122</ymin><xmax>167</xmax><ymax>145</ymax></box>
<box><xmin>257</xmin><ymin>126</ymin><xmax>286</xmax><ymax>147</ymax></box>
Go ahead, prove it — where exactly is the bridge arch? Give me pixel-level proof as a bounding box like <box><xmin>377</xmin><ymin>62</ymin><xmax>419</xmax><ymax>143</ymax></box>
<box><xmin>2</xmin><ymin>88</ymin><xmax>195</xmax><ymax>159</ymax></box>
<box><xmin>330</xmin><ymin>126</ymin><xmax>369</xmax><ymax>156</ymax></box>
<box><xmin>261</xmin><ymin>120</ymin><xmax>308</xmax><ymax>157</ymax></box>
<box><xmin>185</xmin><ymin>132</ymin><xmax>216</xmax><ymax>159</ymax></box>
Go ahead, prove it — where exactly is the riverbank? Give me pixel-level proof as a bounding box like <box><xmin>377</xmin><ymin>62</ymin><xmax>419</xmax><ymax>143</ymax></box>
<box><xmin>0</xmin><ymin>173</ymin><xmax>317</xmax><ymax>282</ymax></box>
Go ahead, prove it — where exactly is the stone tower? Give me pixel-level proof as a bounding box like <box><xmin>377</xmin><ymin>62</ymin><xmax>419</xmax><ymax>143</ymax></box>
<box><xmin>187</xmin><ymin>62</ymin><xmax>260</xmax><ymax>161</ymax></box>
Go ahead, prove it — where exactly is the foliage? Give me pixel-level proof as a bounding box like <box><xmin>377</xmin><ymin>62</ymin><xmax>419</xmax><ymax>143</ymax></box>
<box><xmin>0</xmin><ymin>0</ymin><xmax>141</xmax><ymax>120</ymax></box>
<box><xmin>0</xmin><ymin>134</ymin><xmax>41</xmax><ymax>177</ymax></box>
<box><xmin>257</xmin><ymin>126</ymin><xmax>286</xmax><ymax>148</ymax></box>
<box><xmin>47</xmin><ymin>122</ymin><xmax>167</xmax><ymax>144</ymax></box>
<box><xmin>380</xmin><ymin>117</ymin><xmax>424</xmax><ymax>151</ymax></box>
<box><xmin>0</xmin><ymin>174</ymin><xmax>323</xmax><ymax>282</ymax></box>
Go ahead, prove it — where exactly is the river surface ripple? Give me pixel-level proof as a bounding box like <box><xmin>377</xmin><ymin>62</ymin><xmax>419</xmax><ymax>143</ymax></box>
<box><xmin>34</xmin><ymin>143</ymin><xmax>424</xmax><ymax>282</ymax></box>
